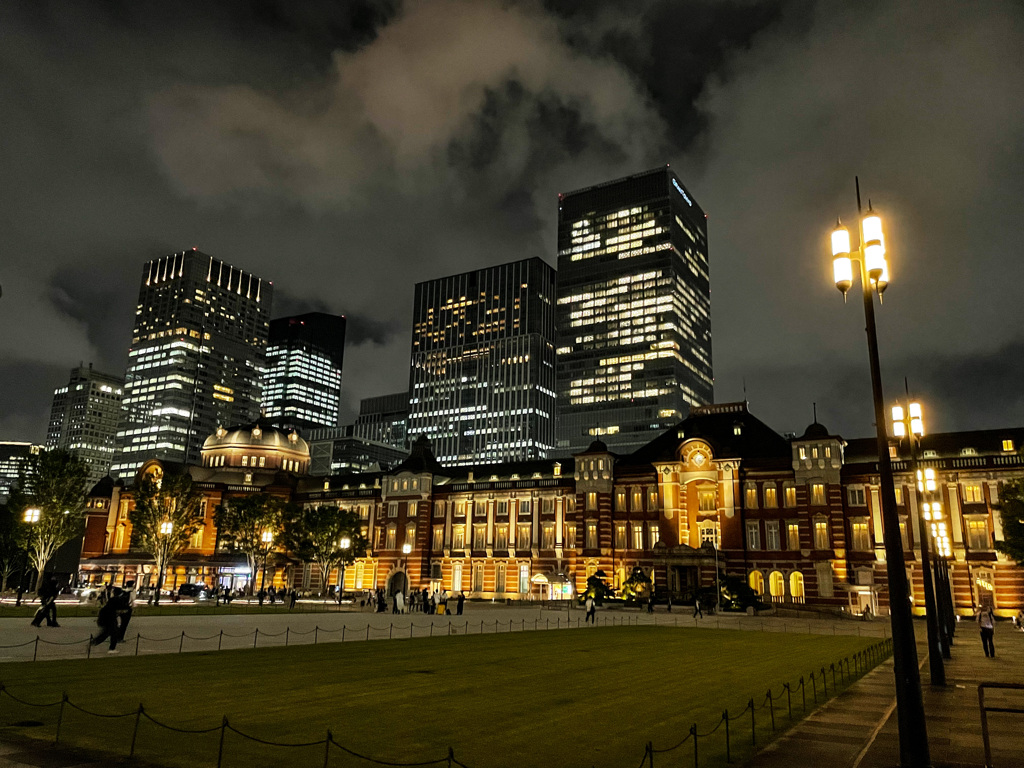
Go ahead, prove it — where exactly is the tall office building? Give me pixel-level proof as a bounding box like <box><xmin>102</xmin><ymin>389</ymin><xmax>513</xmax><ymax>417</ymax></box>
<box><xmin>353</xmin><ymin>391</ymin><xmax>409</xmax><ymax>449</ymax></box>
<box><xmin>46</xmin><ymin>364</ymin><xmax>124</xmax><ymax>488</ymax></box>
<box><xmin>407</xmin><ymin>258</ymin><xmax>557</xmax><ymax>465</ymax></box>
<box><xmin>112</xmin><ymin>250</ymin><xmax>272</xmax><ymax>478</ymax></box>
<box><xmin>262</xmin><ymin>312</ymin><xmax>346</xmax><ymax>433</ymax></box>
<box><xmin>0</xmin><ymin>442</ymin><xmax>43</xmax><ymax>502</ymax></box>
<box><xmin>556</xmin><ymin>166</ymin><xmax>713</xmax><ymax>454</ymax></box>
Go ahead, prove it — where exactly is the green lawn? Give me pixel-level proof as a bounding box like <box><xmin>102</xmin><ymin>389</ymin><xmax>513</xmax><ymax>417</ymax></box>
<box><xmin>0</xmin><ymin>627</ymin><xmax>884</xmax><ymax>768</ymax></box>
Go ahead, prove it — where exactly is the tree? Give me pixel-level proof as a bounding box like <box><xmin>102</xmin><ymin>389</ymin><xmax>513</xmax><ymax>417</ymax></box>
<box><xmin>281</xmin><ymin>505</ymin><xmax>368</xmax><ymax>595</ymax></box>
<box><xmin>129</xmin><ymin>470</ymin><xmax>205</xmax><ymax>604</ymax></box>
<box><xmin>995</xmin><ymin>479</ymin><xmax>1024</xmax><ymax>563</ymax></box>
<box><xmin>582</xmin><ymin>569</ymin><xmax>614</xmax><ymax>604</ymax></box>
<box><xmin>0</xmin><ymin>502</ymin><xmax>28</xmax><ymax>591</ymax></box>
<box><xmin>620</xmin><ymin>566</ymin><xmax>652</xmax><ymax>601</ymax></box>
<box><xmin>9</xmin><ymin>450</ymin><xmax>88</xmax><ymax>591</ymax></box>
<box><xmin>214</xmin><ymin>494</ymin><xmax>285</xmax><ymax>593</ymax></box>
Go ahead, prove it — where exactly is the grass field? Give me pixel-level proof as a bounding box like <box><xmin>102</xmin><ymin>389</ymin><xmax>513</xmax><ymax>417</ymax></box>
<box><xmin>0</xmin><ymin>626</ymin><xmax>882</xmax><ymax>768</ymax></box>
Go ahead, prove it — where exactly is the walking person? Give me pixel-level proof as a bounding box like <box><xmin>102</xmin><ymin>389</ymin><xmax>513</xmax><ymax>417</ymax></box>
<box><xmin>117</xmin><ymin>587</ymin><xmax>134</xmax><ymax>643</ymax></box>
<box><xmin>978</xmin><ymin>605</ymin><xmax>996</xmax><ymax>657</ymax></box>
<box><xmin>585</xmin><ymin>595</ymin><xmax>596</xmax><ymax>624</ymax></box>
<box><xmin>395</xmin><ymin>590</ymin><xmax>405</xmax><ymax>614</ymax></box>
<box><xmin>31</xmin><ymin>577</ymin><xmax>60</xmax><ymax>627</ymax></box>
<box><xmin>457</xmin><ymin>591</ymin><xmax>465</xmax><ymax>615</ymax></box>
<box><xmin>693</xmin><ymin>597</ymin><xmax>703</xmax><ymax>619</ymax></box>
<box><xmin>92</xmin><ymin>587</ymin><xmax>125</xmax><ymax>653</ymax></box>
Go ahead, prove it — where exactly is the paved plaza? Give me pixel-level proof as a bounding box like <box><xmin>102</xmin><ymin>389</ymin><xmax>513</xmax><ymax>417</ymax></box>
<box><xmin>0</xmin><ymin>604</ymin><xmax>888</xmax><ymax>663</ymax></box>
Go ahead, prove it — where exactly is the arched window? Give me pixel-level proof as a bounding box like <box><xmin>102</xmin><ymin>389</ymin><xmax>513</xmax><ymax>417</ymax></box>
<box><xmin>748</xmin><ymin>570</ymin><xmax>764</xmax><ymax>595</ymax></box>
<box><xmin>790</xmin><ymin>571</ymin><xmax>805</xmax><ymax>603</ymax></box>
<box><xmin>769</xmin><ymin>571</ymin><xmax>785</xmax><ymax>602</ymax></box>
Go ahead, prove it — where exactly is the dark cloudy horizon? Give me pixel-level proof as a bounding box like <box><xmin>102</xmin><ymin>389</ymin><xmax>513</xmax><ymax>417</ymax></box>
<box><xmin>2</xmin><ymin>0</ymin><xmax>1024</xmax><ymax>446</ymax></box>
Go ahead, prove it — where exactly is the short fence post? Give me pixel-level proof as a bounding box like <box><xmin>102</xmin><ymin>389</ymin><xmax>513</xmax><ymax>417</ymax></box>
<box><xmin>448</xmin><ymin>623</ymin><xmax>452</xmax><ymax>637</ymax></box>
<box><xmin>55</xmin><ymin>693</ymin><xmax>67</xmax><ymax>744</ymax></box>
<box><xmin>218</xmin><ymin>630</ymin><xmax>224</xmax><ymax>651</ymax></box>
<box><xmin>749</xmin><ymin>698</ymin><xmax>756</xmax><ymax>747</ymax></box>
<box><xmin>768</xmin><ymin>689</ymin><xmax>775</xmax><ymax>731</ymax></box>
<box><xmin>389</xmin><ymin>624</ymin><xmax>393</xmax><ymax>639</ymax></box>
<box><xmin>510</xmin><ymin>619</ymin><xmax>513</xmax><ymax>632</ymax></box>
<box><xmin>130</xmin><ymin>704</ymin><xmax>143</xmax><ymax>757</ymax></box>
<box><xmin>785</xmin><ymin>683</ymin><xmax>792</xmax><ymax>719</ymax></box>
<box><xmin>831</xmin><ymin>663</ymin><xmax>836</xmax><ymax>690</ymax></box>
<box><xmin>179</xmin><ymin>631</ymin><xmax>185</xmax><ymax>653</ymax></box>
<box><xmin>33</xmin><ymin>636</ymin><xmax>38</xmax><ymax>662</ymax></box>
<box><xmin>724</xmin><ymin>710</ymin><xmax>731</xmax><ymax>763</ymax></box>
<box><xmin>647</xmin><ymin>741</ymin><xmax>654</xmax><ymax>767</ymax></box>
<box><xmin>800</xmin><ymin>676</ymin><xmax>806</xmax><ymax>712</ymax></box>
<box><xmin>366</xmin><ymin>625</ymin><xmax>370</xmax><ymax>641</ymax></box>
<box><xmin>447</xmin><ymin>746</ymin><xmax>455</xmax><ymax>767</ymax></box>
<box><xmin>216</xmin><ymin>716</ymin><xmax>227</xmax><ymax>768</ymax></box>
<box><xmin>821</xmin><ymin>666</ymin><xmax>828</xmax><ymax>696</ymax></box>
<box><xmin>135</xmin><ymin>634</ymin><xmax>141</xmax><ymax>656</ymax></box>
<box><xmin>411</xmin><ymin>623</ymin><xmax>414</xmax><ymax>638</ymax></box>
<box><xmin>253</xmin><ymin>628</ymin><xmax>259</xmax><ymax>648</ymax></box>
<box><xmin>87</xmin><ymin>635</ymin><xmax>93</xmax><ymax>659</ymax></box>
<box><xmin>323</xmin><ymin>728</ymin><xmax>332</xmax><ymax>768</ymax></box>
<box><xmin>430</xmin><ymin>623</ymin><xmax>433</xmax><ymax>637</ymax></box>
<box><xmin>691</xmin><ymin>723</ymin><xmax>698</xmax><ymax>767</ymax></box>
<box><xmin>285</xmin><ymin>627</ymin><xmax>290</xmax><ymax>647</ymax></box>
<box><xmin>811</xmin><ymin>672</ymin><xmax>818</xmax><ymax>705</ymax></box>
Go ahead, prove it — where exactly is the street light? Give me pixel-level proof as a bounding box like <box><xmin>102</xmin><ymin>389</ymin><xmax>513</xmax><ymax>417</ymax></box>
<box><xmin>891</xmin><ymin>397</ymin><xmax>945</xmax><ymax>685</ymax></box>
<box><xmin>259</xmin><ymin>529</ymin><xmax>274</xmax><ymax>596</ymax></box>
<box><xmin>827</xmin><ymin>180</ymin><xmax>930</xmax><ymax>767</ymax></box>
<box><xmin>337</xmin><ymin>536</ymin><xmax>351</xmax><ymax>604</ymax></box>
<box><xmin>23</xmin><ymin>508</ymin><xmax>40</xmax><ymax>523</ymax></box>
<box><xmin>159</xmin><ymin>521</ymin><xmax>173</xmax><ymax>535</ymax></box>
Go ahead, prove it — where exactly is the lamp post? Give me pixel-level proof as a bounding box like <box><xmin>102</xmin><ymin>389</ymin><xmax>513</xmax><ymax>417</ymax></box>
<box><xmin>337</xmin><ymin>536</ymin><xmax>351</xmax><ymax>605</ymax></box>
<box><xmin>259</xmin><ymin>529</ymin><xmax>274</xmax><ymax>596</ymax></box>
<box><xmin>891</xmin><ymin>398</ymin><xmax>945</xmax><ymax>685</ymax></box>
<box><xmin>19</xmin><ymin>508</ymin><xmax>40</xmax><ymax>603</ymax></box>
<box><xmin>920</xmin><ymin>468</ymin><xmax>955</xmax><ymax>655</ymax></box>
<box><xmin>828</xmin><ymin>180</ymin><xmax>930</xmax><ymax>767</ymax></box>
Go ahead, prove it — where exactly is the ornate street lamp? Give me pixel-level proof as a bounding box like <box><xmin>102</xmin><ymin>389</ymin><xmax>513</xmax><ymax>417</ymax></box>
<box><xmin>891</xmin><ymin>398</ymin><xmax>945</xmax><ymax>685</ymax></box>
<box><xmin>828</xmin><ymin>180</ymin><xmax>929</xmax><ymax>767</ymax></box>
<box><xmin>259</xmin><ymin>529</ymin><xmax>274</xmax><ymax>595</ymax></box>
<box><xmin>337</xmin><ymin>536</ymin><xmax>351</xmax><ymax>603</ymax></box>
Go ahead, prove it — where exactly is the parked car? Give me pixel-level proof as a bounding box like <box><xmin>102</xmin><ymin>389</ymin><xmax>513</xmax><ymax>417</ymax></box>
<box><xmin>177</xmin><ymin>583</ymin><xmax>211</xmax><ymax>599</ymax></box>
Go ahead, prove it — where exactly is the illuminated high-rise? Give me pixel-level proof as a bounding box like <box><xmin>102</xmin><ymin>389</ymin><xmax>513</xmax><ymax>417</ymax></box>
<box><xmin>112</xmin><ymin>250</ymin><xmax>272</xmax><ymax>478</ymax></box>
<box><xmin>556</xmin><ymin>166</ymin><xmax>713</xmax><ymax>453</ymax></box>
<box><xmin>408</xmin><ymin>258</ymin><xmax>557</xmax><ymax>465</ymax></box>
<box><xmin>262</xmin><ymin>312</ymin><xmax>346</xmax><ymax>433</ymax></box>
<box><xmin>46</xmin><ymin>364</ymin><xmax>124</xmax><ymax>488</ymax></box>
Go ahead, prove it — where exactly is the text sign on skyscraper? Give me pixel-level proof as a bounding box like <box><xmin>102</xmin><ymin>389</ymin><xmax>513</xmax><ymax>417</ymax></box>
<box><xmin>112</xmin><ymin>250</ymin><xmax>272</xmax><ymax>478</ymax></box>
<box><xmin>555</xmin><ymin>167</ymin><xmax>713</xmax><ymax>454</ymax></box>
<box><xmin>407</xmin><ymin>258</ymin><xmax>557</xmax><ymax>466</ymax></box>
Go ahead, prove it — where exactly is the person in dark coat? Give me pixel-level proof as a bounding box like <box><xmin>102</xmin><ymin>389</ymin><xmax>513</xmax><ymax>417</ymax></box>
<box><xmin>31</xmin><ymin>577</ymin><xmax>60</xmax><ymax>627</ymax></box>
<box><xmin>117</xmin><ymin>588</ymin><xmax>135</xmax><ymax>642</ymax></box>
<box><xmin>456</xmin><ymin>592</ymin><xmax>466</xmax><ymax>615</ymax></box>
<box><xmin>92</xmin><ymin>588</ymin><xmax>125</xmax><ymax>652</ymax></box>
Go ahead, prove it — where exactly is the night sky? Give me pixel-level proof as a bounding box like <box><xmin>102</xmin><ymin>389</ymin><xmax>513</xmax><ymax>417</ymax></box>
<box><xmin>2</xmin><ymin>0</ymin><xmax>1023</xmax><ymax>445</ymax></box>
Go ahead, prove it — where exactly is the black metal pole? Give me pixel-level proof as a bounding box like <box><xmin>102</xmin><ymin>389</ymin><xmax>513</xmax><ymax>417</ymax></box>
<box><xmin>858</xmin><ymin>246</ymin><xmax>931</xmax><ymax>767</ymax></box>
<box><xmin>903</xmin><ymin>410</ymin><xmax>945</xmax><ymax>685</ymax></box>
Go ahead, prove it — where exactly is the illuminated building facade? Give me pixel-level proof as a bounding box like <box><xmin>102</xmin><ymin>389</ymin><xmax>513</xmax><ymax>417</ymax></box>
<box><xmin>307</xmin><ymin>425</ymin><xmax>408</xmax><ymax>475</ymax></box>
<box><xmin>262</xmin><ymin>312</ymin><xmax>346</xmax><ymax>433</ymax></box>
<box><xmin>556</xmin><ymin>166</ymin><xmax>713</xmax><ymax>454</ymax></box>
<box><xmin>353</xmin><ymin>391</ymin><xmax>410</xmax><ymax>449</ymax></box>
<box><xmin>0</xmin><ymin>441</ymin><xmax>43</xmax><ymax>502</ymax></box>
<box><xmin>112</xmin><ymin>250</ymin><xmax>272</xmax><ymax>479</ymax></box>
<box><xmin>81</xmin><ymin>404</ymin><xmax>1024</xmax><ymax>616</ymax></box>
<box><xmin>45</xmin><ymin>364</ymin><xmax>124</xmax><ymax>489</ymax></box>
<box><xmin>407</xmin><ymin>258</ymin><xmax>557</xmax><ymax>465</ymax></box>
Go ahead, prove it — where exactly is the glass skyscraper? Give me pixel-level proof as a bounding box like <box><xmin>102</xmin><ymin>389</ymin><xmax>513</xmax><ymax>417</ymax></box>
<box><xmin>407</xmin><ymin>258</ymin><xmax>557</xmax><ymax>465</ymax></box>
<box><xmin>112</xmin><ymin>250</ymin><xmax>272</xmax><ymax>478</ymax></box>
<box><xmin>556</xmin><ymin>166</ymin><xmax>713</xmax><ymax>454</ymax></box>
<box><xmin>353</xmin><ymin>391</ymin><xmax>409</xmax><ymax>449</ymax></box>
<box><xmin>262</xmin><ymin>312</ymin><xmax>346</xmax><ymax>433</ymax></box>
<box><xmin>46</xmin><ymin>364</ymin><xmax>124</xmax><ymax>489</ymax></box>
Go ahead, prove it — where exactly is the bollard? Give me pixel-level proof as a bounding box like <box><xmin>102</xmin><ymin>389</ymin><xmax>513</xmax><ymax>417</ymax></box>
<box><xmin>411</xmin><ymin>623</ymin><xmax>414</xmax><ymax>638</ymax></box>
<box><xmin>130</xmin><ymin>704</ymin><xmax>143</xmax><ymax>757</ymax></box>
<box><xmin>811</xmin><ymin>672</ymin><xmax>817</xmax><ymax>705</ymax></box>
<box><xmin>785</xmin><ymin>682</ymin><xmax>792</xmax><ymax>719</ymax></box>
<box><xmin>390</xmin><ymin>624</ymin><xmax>393</xmax><ymax>639</ymax></box>
<box><xmin>218</xmin><ymin>630</ymin><xmax>223</xmax><ymax>651</ymax></box>
<box><xmin>831</xmin><ymin>663</ymin><xmax>836</xmax><ymax>690</ymax></box>
<box><xmin>800</xmin><ymin>676</ymin><xmax>806</xmax><ymax>712</ymax></box>
<box><xmin>254</xmin><ymin>628</ymin><xmax>259</xmax><ymax>649</ymax></box>
<box><xmin>33</xmin><ymin>636</ymin><xmax>38</xmax><ymax>662</ymax></box>
<box><xmin>55</xmin><ymin>693</ymin><xmax>67</xmax><ymax>744</ymax></box>
<box><xmin>324</xmin><ymin>728</ymin><xmax>332</xmax><ymax>768</ymax></box>
<box><xmin>216</xmin><ymin>716</ymin><xmax>227</xmax><ymax>768</ymax></box>
<box><xmin>87</xmin><ymin>635</ymin><xmax>93</xmax><ymax>659</ymax></box>
<box><xmin>821</xmin><ymin>666</ymin><xmax>827</xmax><ymax>696</ymax></box>
<box><xmin>692</xmin><ymin>724</ymin><xmax>698</xmax><ymax>767</ymax></box>
<box><xmin>430</xmin><ymin>623</ymin><xmax>433</xmax><ymax>637</ymax></box>
<box><xmin>286</xmin><ymin>628</ymin><xmax>290</xmax><ymax>647</ymax></box>
<box><xmin>724</xmin><ymin>709</ymin><xmax>731</xmax><ymax>763</ymax></box>
<box><xmin>647</xmin><ymin>741</ymin><xmax>653</xmax><ymax>768</ymax></box>
<box><xmin>179</xmin><ymin>631</ymin><xmax>185</xmax><ymax>654</ymax></box>
<box><xmin>448</xmin><ymin>623</ymin><xmax>452</xmax><ymax>637</ymax></box>
<box><xmin>768</xmin><ymin>689</ymin><xmax>775</xmax><ymax>731</ymax></box>
<box><xmin>749</xmin><ymin>698</ymin><xmax>756</xmax><ymax>747</ymax></box>
<box><xmin>366</xmin><ymin>625</ymin><xmax>370</xmax><ymax>641</ymax></box>
<box><xmin>136</xmin><ymin>634</ymin><xmax>141</xmax><ymax>656</ymax></box>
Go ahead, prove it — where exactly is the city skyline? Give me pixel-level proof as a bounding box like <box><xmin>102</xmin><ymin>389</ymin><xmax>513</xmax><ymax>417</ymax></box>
<box><xmin>2</xmin><ymin>2</ymin><xmax>1024</xmax><ymax>446</ymax></box>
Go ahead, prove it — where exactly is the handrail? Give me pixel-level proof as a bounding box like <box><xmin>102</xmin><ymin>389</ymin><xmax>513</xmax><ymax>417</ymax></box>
<box><xmin>978</xmin><ymin>682</ymin><xmax>1024</xmax><ymax>768</ymax></box>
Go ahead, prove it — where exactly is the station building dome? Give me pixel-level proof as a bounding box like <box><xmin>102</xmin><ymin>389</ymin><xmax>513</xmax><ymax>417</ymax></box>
<box><xmin>200</xmin><ymin>420</ymin><xmax>310</xmax><ymax>474</ymax></box>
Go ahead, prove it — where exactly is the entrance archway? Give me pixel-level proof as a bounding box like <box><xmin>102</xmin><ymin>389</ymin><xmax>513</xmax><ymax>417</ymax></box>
<box><xmin>387</xmin><ymin>571</ymin><xmax>408</xmax><ymax>597</ymax></box>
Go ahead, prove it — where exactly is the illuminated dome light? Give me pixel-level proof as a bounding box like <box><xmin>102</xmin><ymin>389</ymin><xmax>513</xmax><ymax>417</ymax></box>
<box><xmin>200</xmin><ymin>421</ymin><xmax>310</xmax><ymax>474</ymax></box>
<box><xmin>252</xmin><ymin>427</ymin><xmax>263</xmax><ymax>439</ymax></box>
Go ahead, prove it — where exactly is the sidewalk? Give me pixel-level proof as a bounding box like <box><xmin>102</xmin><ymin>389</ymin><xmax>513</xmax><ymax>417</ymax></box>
<box><xmin>749</xmin><ymin>622</ymin><xmax>1024</xmax><ymax>768</ymax></box>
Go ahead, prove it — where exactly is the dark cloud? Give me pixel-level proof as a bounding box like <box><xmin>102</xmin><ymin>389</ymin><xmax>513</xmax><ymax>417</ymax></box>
<box><xmin>1</xmin><ymin>0</ymin><xmax>1022</xmax><ymax>446</ymax></box>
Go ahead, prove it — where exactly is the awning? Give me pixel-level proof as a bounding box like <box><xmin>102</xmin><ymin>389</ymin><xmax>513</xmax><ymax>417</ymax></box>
<box><xmin>530</xmin><ymin>572</ymin><xmax>570</xmax><ymax>585</ymax></box>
